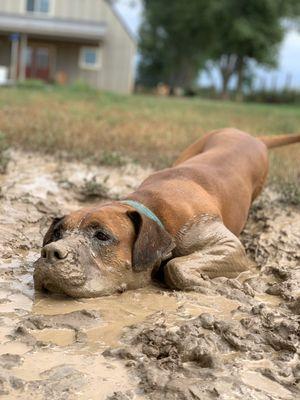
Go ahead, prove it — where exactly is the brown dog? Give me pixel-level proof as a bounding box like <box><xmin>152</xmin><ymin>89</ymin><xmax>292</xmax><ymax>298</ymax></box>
<box><xmin>34</xmin><ymin>128</ymin><xmax>300</xmax><ymax>297</ymax></box>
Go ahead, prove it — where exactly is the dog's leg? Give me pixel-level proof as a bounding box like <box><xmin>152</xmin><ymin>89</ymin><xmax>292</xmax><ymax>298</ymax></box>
<box><xmin>164</xmin><ymin>216</ymin><xmax>250</xmax><ymax>290</ymax></box>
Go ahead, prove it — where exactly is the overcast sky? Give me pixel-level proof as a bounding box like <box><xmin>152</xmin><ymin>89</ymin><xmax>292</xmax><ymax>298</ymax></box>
<box><xmin>115</xmin><ymin>1</ymin><xmax>300</xmax><ymax>89</ymax></box>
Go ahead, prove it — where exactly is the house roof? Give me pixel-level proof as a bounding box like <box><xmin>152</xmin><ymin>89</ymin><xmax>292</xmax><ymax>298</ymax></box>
<box><xmin>0</xmin><ymin>13</ymin><xmax>107</xmax><ymax>41</ymax></box>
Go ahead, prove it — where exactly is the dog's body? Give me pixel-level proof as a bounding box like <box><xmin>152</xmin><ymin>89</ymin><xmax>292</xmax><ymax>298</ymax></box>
<box><xmin>34</xmin><ymin>128</ymin><xmax>300</xmax><ymax>297</ymax></box>
<box><xmin>128</xmin><ymin>128</ymin><xmax>268</xmax><ymax>236</ymax></box>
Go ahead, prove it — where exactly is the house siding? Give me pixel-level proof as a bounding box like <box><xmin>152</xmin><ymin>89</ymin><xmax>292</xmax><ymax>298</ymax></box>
<box><xmin>99</xmin><ymin>2</ymin><xmax>136</xmax><ymax>93</ymax></box>
<box><xmin>0</xmin><ymin>0</ymin><xmax>136</xmax><ymax>93</ymax></box>
<box><xmin>56</xmin><ymin>41</ymin><xmax>100</xmax><ymax>87</ymax></box>
<box><xmin>55</xmin><ymin>0</ymin><xmax>104</xmax><ymax>21</ymax></box>
<box><xmin>4</xmin><ymin>0</ymin><xmax>105</xmax><ymax>21</ymax></box>
<box><xmin>56</xmin><ymin>0</ymin><xmax>136</xmax><ymax>93</ymax></box>
<box><xmin>0</xmin><ymin>1</ymin><xmax>22</xmax><ymax>14</ymax></box>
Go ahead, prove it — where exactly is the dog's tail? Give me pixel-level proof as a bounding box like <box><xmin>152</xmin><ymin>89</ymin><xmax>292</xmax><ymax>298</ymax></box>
<box><xmin>259</xmin><ymin>134</ymin><xmax>300</xmax><ymax>149</ymax></box>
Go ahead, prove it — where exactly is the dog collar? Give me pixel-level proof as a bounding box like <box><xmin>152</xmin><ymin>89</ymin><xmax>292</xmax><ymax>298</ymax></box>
<box><xmin>120</xmin><ymin>200</ymin><xmax>165</xmax><ymax>230</ymax></box>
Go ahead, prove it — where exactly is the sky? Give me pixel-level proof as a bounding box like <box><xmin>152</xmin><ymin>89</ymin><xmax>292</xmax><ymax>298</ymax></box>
<box><xmin>115</xmin><ymin>0</ymin><xmax>300</xmax><ymax>89</ymax></box>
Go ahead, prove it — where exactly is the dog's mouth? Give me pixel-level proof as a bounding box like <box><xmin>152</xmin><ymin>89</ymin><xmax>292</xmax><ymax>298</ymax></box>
<box><xmin>40</xmin><ymin>280</ymin><xmax>65</xmax><ymax>295</ymax></box>
<box><xmin>33</xmin><ymin>261</ymin><xmax>114</xmax><ymax>298</ymax></box>
<box><xmin>33</xmin><ymin>257</ymin><xmax>88</xmax><ymax>295</ymax></box>
<box><xmin>35</xmin><ymin>276</ymin><xmax>91</xmax><ymax>298</ymax></box>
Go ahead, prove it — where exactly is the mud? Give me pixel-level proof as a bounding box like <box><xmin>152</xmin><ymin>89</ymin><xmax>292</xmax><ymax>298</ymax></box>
<box><xmin>0</xmin><ymin>149</ymin><xmax>299</xmax><ymax>399</ymax></box>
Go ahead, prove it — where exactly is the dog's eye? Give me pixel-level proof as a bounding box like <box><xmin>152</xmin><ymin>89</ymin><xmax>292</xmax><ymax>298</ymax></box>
<box><xmin>53</xmin><ymin>227</ymin><xmax>61</xmax><ymax>241</ymax></box>
<box><xmin>95</xmin><ymin>231</ymin><xmax>110</xmax><ymax>242</ymax></box>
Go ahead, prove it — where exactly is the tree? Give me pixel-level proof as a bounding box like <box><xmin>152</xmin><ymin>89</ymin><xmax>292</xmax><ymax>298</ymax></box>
<box><xmin>138</xmin><ymin>0</ymin><xmax>300</xmax><ymax>96</ymax></box>
<box><xmin>210</xmin><ymin>0</ymin><xmax>300</xmax><ymax>99</ymax></box>
<box><xmin>137</xmin><ymin>0</ymin><xmax>217</xmax><ymax>89</ymax></box>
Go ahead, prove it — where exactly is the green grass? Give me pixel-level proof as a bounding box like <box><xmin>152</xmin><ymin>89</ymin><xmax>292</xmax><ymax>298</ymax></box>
<box><xmin>0</xmin><ymin>85</ymin><xmax>299</xmax><ymax>202</ymax></box>
<box><xmin>0</xmin><ymin>131</ymin><xmax>9</xmax><ymax>173</ymax></box>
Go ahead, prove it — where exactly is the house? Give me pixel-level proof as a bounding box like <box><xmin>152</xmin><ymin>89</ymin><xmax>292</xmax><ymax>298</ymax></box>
<box><xmin>0</xmin><ymin>0</ymin><xmax>136</xmax><ymax>93</ymax></box>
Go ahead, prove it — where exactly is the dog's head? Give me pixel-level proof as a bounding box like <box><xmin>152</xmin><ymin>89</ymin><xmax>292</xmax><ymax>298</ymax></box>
<box><xmin>33</xmin><ymin>202</ymin><xmax>174</xmax><ymax>298</ymax></box>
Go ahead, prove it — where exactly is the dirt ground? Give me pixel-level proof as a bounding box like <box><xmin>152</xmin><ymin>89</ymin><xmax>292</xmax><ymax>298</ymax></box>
<box><xmin>0</xmin><ymin>150</ymin><xmax>299</xmax><ymax>400</ymax></box>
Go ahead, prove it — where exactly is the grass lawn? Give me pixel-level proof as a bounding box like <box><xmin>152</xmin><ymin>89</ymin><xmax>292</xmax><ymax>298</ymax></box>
<box><xmin>0</xmin><ymin>84</ymin><xmax>299</xmax><ymax>201</ymax></box>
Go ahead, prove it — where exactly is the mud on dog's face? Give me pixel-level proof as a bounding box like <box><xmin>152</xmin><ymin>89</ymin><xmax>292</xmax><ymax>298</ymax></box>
<box><xmin>33</xmin><ymin>203</ymin><xmax>174</xmax><ymax>298</ymax></box>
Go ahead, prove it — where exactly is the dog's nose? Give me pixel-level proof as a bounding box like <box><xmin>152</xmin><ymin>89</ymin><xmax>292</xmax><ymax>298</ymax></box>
<box><xmin>41</xmin><ymin>242</ymin><xmax>68</xmax><ymax>262</ymax></box>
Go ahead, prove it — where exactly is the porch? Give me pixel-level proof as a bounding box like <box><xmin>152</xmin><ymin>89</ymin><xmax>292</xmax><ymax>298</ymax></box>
<box><xmin>0</xmin><ymin>12</ymin><xmax>107</xmax><ymax>85</ymax></box>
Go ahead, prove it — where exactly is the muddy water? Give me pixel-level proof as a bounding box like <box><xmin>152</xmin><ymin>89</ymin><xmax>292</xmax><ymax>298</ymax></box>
<box><xmin>0</xmin><ymin>150</ymin><xmax>300</xmax><ymax>399</ymax></box>
<box><xmin>0</xmin><ymin>150</ymin><xmax>153</xmax><ymax>399</ymax></box>
<box><xmin>32</xmin><ymin>288</ymin><xmax>240</xmax><ymax>348</ymax></box>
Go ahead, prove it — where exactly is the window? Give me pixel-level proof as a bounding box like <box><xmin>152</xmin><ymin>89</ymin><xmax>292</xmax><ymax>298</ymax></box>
<box><xmin>26</xmin><ymin>0</ymin><xmax>50</xmax><ymax>14</ymax></box>
<box><xmin>79</xmin><ymin>47</ymin><xmax>101</xmax><ymax>70</ymax></box>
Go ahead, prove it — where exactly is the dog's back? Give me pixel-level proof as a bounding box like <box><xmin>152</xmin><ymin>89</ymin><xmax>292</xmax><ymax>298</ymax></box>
<box><xmin>130</xmin><ymin>128</ymin><xmax>300</xmax><ymax>236</ymax></box>
<box><xmin>174</xmin><ymin>128</ymin><xmax>300</xmax><ymax>166</ymax></box>
<box><xmin>134</xmin><ymin>128</ymin><xmax>268</xmax><ymax>235</ymax></box>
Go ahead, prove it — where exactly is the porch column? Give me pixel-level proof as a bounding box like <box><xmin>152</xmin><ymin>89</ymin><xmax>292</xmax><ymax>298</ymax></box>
<box><xmin>19</xmin><ymin>34</ymin><xmax>28</xmax><ymax>82</ymax></box>
<box><xmin>10</xmin><ymin>33</ymin><xmax>20</xmax><ymax>82</ymax></box>
<box><xmin>97</xmin><ymin>41</ymin><xmax>102</xmax><ymax>89</ymax></box>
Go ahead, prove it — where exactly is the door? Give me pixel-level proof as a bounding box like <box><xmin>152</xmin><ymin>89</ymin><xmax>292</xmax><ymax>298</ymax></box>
<box><xmin>25</xmin><ymin>45</ymin><xmax>53</xmax><ymax>81</ymax></box>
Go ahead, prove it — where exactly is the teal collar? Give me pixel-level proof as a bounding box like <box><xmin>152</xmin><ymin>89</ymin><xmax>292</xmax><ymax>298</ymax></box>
<box><xmin>120</xmin><ymin>200</ymin><xmax>164</xmax><ymax>230</ymax></box>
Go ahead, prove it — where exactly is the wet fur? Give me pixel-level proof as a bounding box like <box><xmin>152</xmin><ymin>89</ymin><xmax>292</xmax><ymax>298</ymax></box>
<box><xmin>34</xmin><ymin>128</ymin><xmax>300</xmax><ymax>297</ymax></box>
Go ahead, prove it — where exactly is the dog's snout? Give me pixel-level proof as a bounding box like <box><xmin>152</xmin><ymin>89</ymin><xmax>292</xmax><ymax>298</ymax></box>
<box><xmin>41</xmin><ymin>242</ymin><xmax>68</xmax><ymax>262</ymax></box>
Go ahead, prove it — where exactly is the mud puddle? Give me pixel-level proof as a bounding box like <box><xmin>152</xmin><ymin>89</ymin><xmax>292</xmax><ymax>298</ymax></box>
<box><xmin>0</xmin><ymin>149</ymin><xmax>300</xmax><ymax>399</ymax></box>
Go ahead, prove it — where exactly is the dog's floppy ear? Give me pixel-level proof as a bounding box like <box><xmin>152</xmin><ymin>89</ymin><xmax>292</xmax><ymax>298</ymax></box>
<box><xmin>127</xmin><ymin>210</ymin><xmax>175</xmax><ymax>272</ymax></box>
<box><xmin>43</xmin><ymin>216</ymin><xmax>65</xmax><ymax>247</ymax></box>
